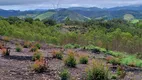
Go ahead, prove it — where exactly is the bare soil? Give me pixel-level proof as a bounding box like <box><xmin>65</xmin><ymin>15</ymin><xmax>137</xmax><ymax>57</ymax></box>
<box><xmin>0</xmin><ymin>38</ymin><xmax>142</xmax><ymax>80</ymax></box>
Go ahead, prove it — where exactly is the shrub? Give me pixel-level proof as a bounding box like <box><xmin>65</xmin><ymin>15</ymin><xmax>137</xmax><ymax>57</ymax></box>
<box><xmin>128</xmin><ymin>62</ymin><xmax>136</xmax><ymax>67</ymax></box>
<box><xmin>32</xmin><ymin>51</ymin><xmax>43</xmax><ymax>61</ymax></box>
<box><xmin>23</xmin><ymin>41</ymin><xmax>31</xmax><ymax>48</ymax></box>
<box><xmin>64</xmin><ymin>44</ymin><xmax>74</xmax><ymax>49</ymax></box>
<box><xmin>1</xmin><ymin>48</ymin><xmax>10</xmax><ymax>56</ymax></box>
<box><xmin>30</xmin><ymin>46</ymin><xmax>38</xmax><ymax>52</ymax></box>
<box><xmin>16</xmin><ymin>46</ymin><xmax>22</xmax><ymax>52</ymax></box>
<box><xmin>79</xmin><ymin>55</ymin><xmax>88</xmax><ymax>64</ymax></box>
<box><xmin>34</xmin><ymin>42</ymin><xmax>41</xmax><ymax>49</ymax></box>
<box><xmin>111</xmin><ymin>74</ymin><xmax>117</xmax><ymax>79</ymax></box>
<box><xmin>86</xmin><ymin>60</ymin><xmax>109</xmax><ymax>80</ymax></box>
<box><xmin>3</xmin><ymin>36</ymin><xmax>10</xmax><ymax>42</ymax></box>
<box><xmin>32</xmin><ymin>58</ymin><xmax>48</xmax><ymax>73</ymax></box>
<box><xmin>60</xmin><ymin>69</ymin><xmax>70</xmax><ymax>80</ymax></box>
<box><xmin>65</xmin><ymin>51</ymin><xmax>77</xmax><ymax>67</ymax></box>
<box><xmin>116</xmin><ymin>66</ymin><xmax>126</xmax><ymax>78</ymax></box>
<box><xmin>105</xmin><ymin>56</ymin><xmax>120</xmax><ymax>65</ymax></box>
<box><xmin>52</xmin><ymin>50</ymin><xmax>63</xmax><ymax>60</ymax></box>
<box><xmin>64</xmin><ymin>44</ymin><xmax>80</xmax><ymax>49</ymax></box>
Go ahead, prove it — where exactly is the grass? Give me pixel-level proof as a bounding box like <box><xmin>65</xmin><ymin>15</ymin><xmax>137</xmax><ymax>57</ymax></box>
<box><xmin>86</xmin><ymin>60</ymin><xmax>109</xmax><ymax>80</ymax></box>
<box><xmin>35</xmin><ymin>11</ymin><xmax>55</xmax><ymax>20</ymax></box>
<box><xmin>64</xmin><ymin>51</ymin><xmax>77</xmax><ymax>68</ymax></box>
<box><xmin>52</xmin><ymin>50</ymin><xmax>63</xmax><ymax>60</ymax></box>
<box><xmin>60</xmin><ymin>69</ymin><xmax>70</xmax><ymax>80</ymax></box>
<box><xmin>64</xmin><ymin>44</ymin><xmax>142</xmax><ymax>67</ymax></box>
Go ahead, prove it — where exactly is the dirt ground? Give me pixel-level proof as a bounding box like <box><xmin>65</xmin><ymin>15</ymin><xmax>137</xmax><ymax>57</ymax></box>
<box><xmin>0</xmin><ymin>38</ymin><xmax>142</xmax><ymax>80</ymax></box>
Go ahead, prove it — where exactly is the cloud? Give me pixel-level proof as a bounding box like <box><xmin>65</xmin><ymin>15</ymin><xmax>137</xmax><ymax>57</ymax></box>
<box><xmin>0</xmin><ymin>0</ymin><xmax>142</xmax><ymax>10</ymax></box>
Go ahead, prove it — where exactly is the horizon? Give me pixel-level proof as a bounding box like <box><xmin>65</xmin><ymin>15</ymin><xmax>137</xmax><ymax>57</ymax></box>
<box><xmin>0</xmin><ymin>0</ymin><xmax>142</xmax><ymax>11</ymax></box>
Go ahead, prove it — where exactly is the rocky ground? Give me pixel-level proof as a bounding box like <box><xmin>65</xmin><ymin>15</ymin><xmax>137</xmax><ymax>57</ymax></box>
<box><xmin>0</xmin><ymin>38</ymin><xmax>142</xmax><ymax>80</ymax></box>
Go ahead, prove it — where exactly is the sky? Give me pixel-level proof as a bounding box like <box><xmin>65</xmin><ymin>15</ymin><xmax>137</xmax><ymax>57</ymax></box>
<box><xmin>0</xmin><ymin>0</ymin><xmax>142</xmax><ymax>11</ymax></box>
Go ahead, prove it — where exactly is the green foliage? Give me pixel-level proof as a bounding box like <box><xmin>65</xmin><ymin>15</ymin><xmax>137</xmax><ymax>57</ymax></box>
<box><xmin>32</xmin><ymin>52</ymin><xmax>43</xmax><ymax>61</ymax></box>
<box><xmin>64</xmin><ymin>44</ymin><xmax>80</xmax><ymax>49</ymax></box>
<box><xmin>60</xmin><ymin>69</ymin><xmax>70</xmax><ymax>80</ymax></box>
<box><xmin>32</xmin><ymin>59</ymin><xmax>47</xmax><ymax>73</ymax></box>
<box><xmin>30</xmin><ymin>46</ymin><xmax>38</xmax><ymax>52</ymax></box>
<box><xmin>79</xmin><ymin>56</ymin><xmax>88</xmax><ymax>64</ymax></box>
<box><xmin>25</xmin><ymin>18</ymin><xmax>33</xmax><ymax>24</ymax></box>
<box><xmin>34</xmin><ymin>42</ymin><xmax>41</xmax><ymax>49</ymax></box>
<box><xmin>16</xmin><ymin>46</ymin><xmax>22</xmax><ymax>52</ymax></box>
<box><xmin>52</xmin><ymin>50</ymin><xmax>63</xmax><ymax>60</ymax></box>
<box><xmin>43</xmin><ymin>19</ymin><xmax>56</xmax><ymax>26</ymax></box>
<box><xmin>65</xmin><ymin>52</ymin><xmax>77</xmax><ymax>67</ymax></box>
<box><xmin>35</xmin><ymin>11</ymin><xmax>55</xmax><ymax>20</ymax></box>
<box><xmin>86</xmin><ymin>60</ymin><xmax>109</xmax><ymax>80</ymax></box>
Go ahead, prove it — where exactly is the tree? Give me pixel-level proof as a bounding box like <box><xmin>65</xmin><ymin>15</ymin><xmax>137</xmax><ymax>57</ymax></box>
<box><xmin>25</xmin><ymin>18</ymin><xmax>33</xmax><ymax>24</ymax></box>
<box><xmin>43</xmin><ymin>19</ymin><xmax>56</xmax><ymax>26</ymax></box>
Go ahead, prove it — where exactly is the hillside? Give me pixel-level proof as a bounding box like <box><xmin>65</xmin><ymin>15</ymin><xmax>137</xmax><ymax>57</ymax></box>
<box><xmin>49</xmin><ymin>9</ymin><xmax>90</xmax><ymax>22</ymax></box>
<box><xmin>0</xmin><ymin>4</ymin><xmax>142</xmax><ymax>21</ymax></box>
<box><xmin>34</xmin><ymin>10</ymin><xmax>56</xmax><ymax>20</ymax></box>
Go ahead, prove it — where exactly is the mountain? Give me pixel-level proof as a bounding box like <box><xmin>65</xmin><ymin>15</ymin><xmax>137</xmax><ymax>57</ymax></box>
<box><xmin>49</xmin><ymin>9</ymin><xmax>90</xmax><ymax>22</ymax></box>
<box><xmin>0</xmin><ymin>4</ymin><xmax>142</xmax><ymax>21</ymax></box>
<box><xmin>34</xmin><ymin>10</ymin><xmax>56</xmax><ymax>20</ymax></box>
<box><xmin>34</xmin><ymin>9</ymin><xmax>90</xmax><ymax>22</ymax></box>
<box><xmin>0</xmin><ymin>9</ymin><xmax>47</xmax><ymax>18</ymax></box>
<box><xmin>68</xmin><ymin>5</ymin><xmax>142</xmax><ymax>19</ymax></box>
<box><xmin>109</xmin><ymin>5</ymin><xmax>142</xmax><ymax>11</ymax></box>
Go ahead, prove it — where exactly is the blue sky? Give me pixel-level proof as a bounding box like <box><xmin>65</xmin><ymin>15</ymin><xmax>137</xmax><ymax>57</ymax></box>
<box><xmin>0</xmin><ymin>0</ymin><xmax>142</xmax><ymax>10</ymax></box>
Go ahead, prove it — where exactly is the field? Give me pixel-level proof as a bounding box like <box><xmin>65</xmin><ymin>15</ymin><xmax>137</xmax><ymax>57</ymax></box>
<box><xmin>0</xmin><ymin>35</ymin><xmax>142</xmax><ymax>80</ymax></box>
<box><xmin>0</xmin><ymin>17</ymin><xmax>142</xmax><ymax>80</ymax></box>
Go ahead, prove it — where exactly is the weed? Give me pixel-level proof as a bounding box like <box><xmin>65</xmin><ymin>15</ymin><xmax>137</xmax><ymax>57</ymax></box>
<box><xmin>79</xmin><ymin>55</ymin><xmax>88</xmax><ymax>64</ymax></box>
<box><xmin>86</xmin><ymin>60</ymin><xmax>109</xmax><ymax>80</ymax></box>
<box><xmin>52</xmin><ymin>50</ymin><xmax>63</xmax><ymax>60</ymax></box>
<box><xmin>65</xmin><ymin>51</ymin><xmax>77</xmax><ymax>67</ymax></box>
<box><xmin>32</xmin><ymin>58</ymin><xmax>48</xmax><ymax>73</ymax></box>
<box><xmin>16</xmin><ymin>46</ymin><xmax>22</xmax><ymax>52</ymax></box>
<box><xmin>60</xmin><ymin>69</ymin><xmax>70</xmax><ymax>80</ymax></box>
<box><xmin>32</xmin><ymin>51</ymin><xmax>43</xmax><ymax>61</ymax></box>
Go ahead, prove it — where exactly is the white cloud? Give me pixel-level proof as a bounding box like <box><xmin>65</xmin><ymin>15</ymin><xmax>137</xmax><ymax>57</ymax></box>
<box><xmin>0</xmin><ymin>0</ymin><xmax>142</xmax><ymax>10</ymax></box>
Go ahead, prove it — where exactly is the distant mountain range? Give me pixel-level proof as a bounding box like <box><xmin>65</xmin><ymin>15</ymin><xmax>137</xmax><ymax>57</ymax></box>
<box><xmin>0</xmin><ymin>4</ymin><xmax>142</xmax><ymax>22</ymax></box>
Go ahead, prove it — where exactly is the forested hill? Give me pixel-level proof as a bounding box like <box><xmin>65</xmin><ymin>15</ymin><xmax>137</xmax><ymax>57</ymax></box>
<box><xmin>0</xmin><ymin>4</ymin><xmax>142</xmax><ymax>22</ymax></box>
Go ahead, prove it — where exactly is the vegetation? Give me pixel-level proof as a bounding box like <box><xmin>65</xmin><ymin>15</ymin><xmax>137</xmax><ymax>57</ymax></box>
<box><xmin>79</xmin><ymin>55</ymin><xmax>88</xmax><ymax>64</ymax></box>
<box><xmin>16</xmin><ymin>45</ymin><xmax>22</xmax><ymax>52</ymax></box>
<box><xmin>65</xmin><ymin>51</ymin><xmax>77</xmax><ymax>67</ymax></box>
<box><xmin>52</xmin><ymin>50</ymin><xmax>63</xmax><ymax>60</ymax></box>
<box><xmin>60</xmin><ymin>69</ymin><xmax>70</xmax><ymax>80</ymax></box>
<box><xmin>32</xmin><ymin>58</ymin><xmax>48</xmax><ymax>73</ymax></box>
<box><xmin>0</xmin><ymin>17</ymin><xmax>142</xmax><ymax>67</ymax></box>
<box><xmin>86</xmin><ymin>60</ymin><xmax>109</xmax><ymax>80</ymax></box>
<box><xmin>1</xmin><ymin>48</ymin><xmax>10</xmax><ymax>56</ymax></box>
<box><xmin>32</xmin><ymin>51</ymin><xmax>43</xmax><ymax>61</ymax></box>
<box><xmin>23</xmin><ymin>41</ymin><xmax>31</xmax><ymax>48</ymax></box>
<box><xmin>30</xmin><ymin>46</ymin><xmax>38</xmax><ymax>52</ymax></box>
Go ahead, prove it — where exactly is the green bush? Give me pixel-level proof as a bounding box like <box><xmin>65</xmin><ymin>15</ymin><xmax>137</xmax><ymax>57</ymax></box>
<box><xmin>35</xmin><ymin>42</ymin><xmax>41</xmax><ymax>49</ymax></box>
<box><xmin>86</xmin><ymin>60</ymin><xmax>109</xmax><ymax>80</ymax></box>
<box><xmin>16</xmin><ymin>46</ymin><xmax>22</xmax><ymax>52</ymax></box>
<box><xmin>79</xmin><ymin>56</ymin><xmax>88</xmax><ymax>64</ymax></box>
<box><xmin>32</xmin><ymin>52</ymin><xmax>43</xmax><ymax>61</ymax></box>
<box><xmin>56</xmin><ymin>51</ymin><xmax>63</xmax><ymax>60</ymax></box>
<box><xmin>30</xmin><ymin>46</ymin><xmax>38</xmax><ymax>52</ymax></box>
<box><xmin>52</xmin><ymin>50</ymin><xmax>63</xmax><ymax>60</ymax></box>
<box><xmin>65</xmin><ymin>52</ymin><xmax>77</xmax><ymax>67</ymax></box>
<box><xmin>64</xmin><ymin>44</ymin><xmax>74</xmax><ymax>49</ymax></box>
<box><xmin>32</xmin><ymin>59</ymin><xmax>48</xmax><ymax>73</ymax></box>
<box><xmin>60</xmin><ymin>69</ymin><xmax>70</xmax><ymax>80</ymax></box>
